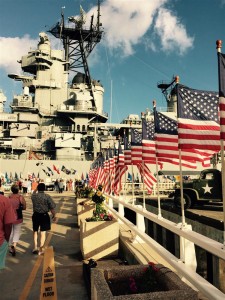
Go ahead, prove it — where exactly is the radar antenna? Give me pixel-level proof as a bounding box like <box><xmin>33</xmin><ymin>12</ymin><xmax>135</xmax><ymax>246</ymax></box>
<box><xmin>48</xmin><ymin>0</ymin><xmax>103</xmax><ymax>109</ymax></box>
<box><xmin>157</xmin><ymin>76</ymin><xmax>179</xmax><ymax>103</ymax></box>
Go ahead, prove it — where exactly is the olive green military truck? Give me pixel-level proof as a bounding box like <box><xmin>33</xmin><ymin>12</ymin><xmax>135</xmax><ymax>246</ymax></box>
<box><xmin>173</xmin><ymin>169</ymin><xmax>222</xmax><ymax>209</ymax></box>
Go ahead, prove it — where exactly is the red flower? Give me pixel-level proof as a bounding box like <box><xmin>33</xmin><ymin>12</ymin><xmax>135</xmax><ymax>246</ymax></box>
<box><xmin>129</xmin><ymin>277</ymin><xmax>138</xmax><ymax>293</ymax></box>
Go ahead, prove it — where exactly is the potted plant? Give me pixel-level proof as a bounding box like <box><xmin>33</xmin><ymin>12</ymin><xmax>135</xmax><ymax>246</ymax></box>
<box><xmin>91</xmin><ymin>263</ymin><xmax>198</xmax><ymax>299</ymax></box>
<box><xmin>76</xmin><ymin>187</ymin><xmax>95</xmax><ymax>227</ymax></box>
<box><xmin>80</xmin><ymin>185</ymin><xmax>119</xmax><ymax>260</ymax></box>
<box><xmin>86</xmin><ymin>185</ymin><xmax>113</xmax><ymax>222</ymax></box>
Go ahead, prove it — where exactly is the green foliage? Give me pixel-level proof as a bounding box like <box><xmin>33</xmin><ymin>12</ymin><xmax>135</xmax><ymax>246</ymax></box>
<box><xmin>86</xmin><ymin>203</ymin><xmax>113</xmax><ymax>221</ymax></box>
<box><xmin>86</xmin><ymin>185</ymin><xmax>113</xmax><ymax>221</ymax></box>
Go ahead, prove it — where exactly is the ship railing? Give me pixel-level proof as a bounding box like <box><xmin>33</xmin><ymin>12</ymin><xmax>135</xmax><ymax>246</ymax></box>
<box><xmin>57</xmin><ymin>104</ymin><xmax>97</xmax><ymax>112</ymax></box>
<box><xmin>122</xmin><ymin>182</ymin><xmax>175</xmax><ymax>196</ymax></box>
<box><xmin>155</xmin><ymin>106</ymin><xmax>174</xmax><ymax>112</ymax></box>
<box><xmin>56</xmin><ymin>155</ymin><xmax>85</xmax><ymax>161</ymax></box>
<box><xmin>152</xmin><ymin>182</ymin><xmax>175</xmax><ymax>195</ymax></box>
<box><xmin>12</xmin><ymin>102</ymin><xmax>39</xmax><ymax>109</ymax></box>
<box><xmin>0</xmin><ymin>153</ymin><xmax>18</xmax><ymax>160</ymax></box>
<box><xmin>58</xmin><ymin>126</ymin><xmax>73</xmax><ymax>132</ymax></box>
<box><xmin>57</xmin><ymin>104</ymin><xmax>108</xmax><ymax>117</ymax></box>
<box><xmin>103</xmin><ymin>193</ymin><xmax>225</xmax><ymax>300</ymax></box>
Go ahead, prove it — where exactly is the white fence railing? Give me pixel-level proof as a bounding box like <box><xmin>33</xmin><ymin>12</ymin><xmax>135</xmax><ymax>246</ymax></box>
<box><xmin>103</xmin><ymin>193</ymin><xmax>225</xmax><ymax>300</ymax></box>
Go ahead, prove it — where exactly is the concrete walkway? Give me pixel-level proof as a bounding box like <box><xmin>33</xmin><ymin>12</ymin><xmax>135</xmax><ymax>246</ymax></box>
<box><xmin>0</xmin><ymin>191</ymin><xmax>89</xmax><ymax>300</ymax></box>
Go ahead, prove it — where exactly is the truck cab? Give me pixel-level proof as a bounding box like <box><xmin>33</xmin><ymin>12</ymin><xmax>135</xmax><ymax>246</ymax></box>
<box><xmin>173</xmin><ymin>169</ymin><xmax>222</xmax><ymax>209</ymax></box>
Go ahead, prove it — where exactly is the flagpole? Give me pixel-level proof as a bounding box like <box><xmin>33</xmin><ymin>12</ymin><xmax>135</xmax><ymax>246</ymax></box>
<box><xmin>156</xmin><ymin>157</ymin><xmax>162</xmax><ymax>218</ymax></box>
<box><xmin>153</xmin><ymin>100</ymin><xmax>162</xmax><ymax>218</ymax></box>
<box><xmin>131</xmin><ymin>164</ymin><xmax>135</xmax><ymax>205</ymax></box>
<box><xmin>217</xmin><ymin>39</ymin><xmax>225</xmax><ymax>246</ymax></box>
<box><xmin>142</xmin><ymin>161</ymin><xmax>146</xmax><ymax>209</ymax></box>
<box><xmin>121</xmin><ymin>171</ymin><xmax>127</xmax><ymax>201</ymax></box>
<box><xmin>179</xmin><ymin>149</ymin><xmax>186</xmax><ymax>226</ymax></box>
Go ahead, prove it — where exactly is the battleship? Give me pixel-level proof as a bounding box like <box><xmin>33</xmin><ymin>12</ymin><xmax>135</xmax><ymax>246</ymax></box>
<box><xmin>0</xmin><ymin>2</ymin><xmax>116</xmax><ymax>178</ymax></box>
<box><xmin>0</xmin><ymin>1</ymin><xmax>213</xmax><ymax>180</ymax></box>
<box><xmin>0</xmin><ymin>2</ymin><xmax>155</xmax><ymax>180</ymax></box>
<box><xmin>1</xmin><ymin>3</ymin><xmax>107</xmax><ymax>161</ymax></box>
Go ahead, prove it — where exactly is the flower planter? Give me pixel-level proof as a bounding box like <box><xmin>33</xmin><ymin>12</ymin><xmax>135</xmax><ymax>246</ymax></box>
<box><xmin>91</xmin><ymin>264</ymin><xmax>198</xmax><ymax>300</ymax></box>
<box><xmin>80</xmin><ymin>218</ymin><xmax>119</xmax><ymax>260</ymax></box>
<box><xmin>77</xmin><ymin>202</ymin><xmax>95</xmax><ymax>227</ymax></box>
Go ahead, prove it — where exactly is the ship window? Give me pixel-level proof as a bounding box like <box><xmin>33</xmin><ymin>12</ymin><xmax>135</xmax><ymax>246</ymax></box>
<box><xmin>77</xmin><ymin>125</ymin><xmax>80</xmax><ymax>131</ymax></box>
<box><xmin>82</xmin><ymin>125</ymin><xmax>85</xmax><ymax>131</ymax></box>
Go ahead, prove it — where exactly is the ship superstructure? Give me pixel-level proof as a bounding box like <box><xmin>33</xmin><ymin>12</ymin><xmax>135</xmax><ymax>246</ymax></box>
<box><xmin>0</xmin><ymin>2</ymin><xmax>108</xmax><ymax>161</ymax></box>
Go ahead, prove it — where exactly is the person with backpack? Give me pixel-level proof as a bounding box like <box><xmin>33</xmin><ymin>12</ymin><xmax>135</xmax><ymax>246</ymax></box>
<box><xmin>8</xmin><ymin>184</ymin><xmax>26</xmax><ymax>256</ymax></box>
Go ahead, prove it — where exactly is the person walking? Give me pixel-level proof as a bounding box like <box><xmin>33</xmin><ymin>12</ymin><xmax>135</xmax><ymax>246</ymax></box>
<box><xmin>31</xmin><ymin>179</ymin><xmax>38</xmax><ymax>194</ymax></box>
<box><xmin>8</xmin><ymin>184</ymin><xmax>26</xmax><ymax>256</ymax></box>
<box><xmin>0</xmin><ymin>194</ymin><xmax>17</xmax><ymax>270</ymax></box>
<box><xmin>54</xmin><ymin>179</ymin><xmax>59</xmax><ymax>193</ymax></box>
<box><xmin>22</xmin><ymin>178</ymin><xmax>28</xmax><ymax>194</ymax></box>
<box><xmin>31</xmin><ymin>183</ymin><xmax>56</xmax><ymax>255</ymax></box>
<box><xmin>58</xmin><ymin>179</ymin><xmax>64</xmax><ymax>193</ymax></box>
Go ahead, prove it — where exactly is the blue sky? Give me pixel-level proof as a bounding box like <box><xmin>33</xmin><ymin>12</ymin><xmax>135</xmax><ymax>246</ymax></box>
<box><xmin>0</xmin><ymin>0</ymin><xmax>225</xmax><ymax>123</ymax></box>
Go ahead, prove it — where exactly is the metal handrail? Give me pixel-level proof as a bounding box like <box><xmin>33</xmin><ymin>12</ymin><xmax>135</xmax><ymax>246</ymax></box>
<box><xmin>103</xmin><ymin>193</ymin><xmax>225</xmax><ymax>300</ymax></box>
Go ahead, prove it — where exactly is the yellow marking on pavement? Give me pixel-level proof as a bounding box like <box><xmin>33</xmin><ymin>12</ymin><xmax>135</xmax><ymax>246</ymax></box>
<box><xmin>18</xmin><ymin>255</ymin><xmax>43</xmax><ymax>300</ymax></box>
<box><xmin>18</xmin><ymin>196</ymin><xmax>68</xmax><ymax>300</ymax></box>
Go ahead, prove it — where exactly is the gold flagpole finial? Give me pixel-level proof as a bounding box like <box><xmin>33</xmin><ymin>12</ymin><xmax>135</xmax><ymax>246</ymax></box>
<box><xmin>216</xmin><ymin>40</ymin><xmax>222</xmax><ymax>51</ymax></box>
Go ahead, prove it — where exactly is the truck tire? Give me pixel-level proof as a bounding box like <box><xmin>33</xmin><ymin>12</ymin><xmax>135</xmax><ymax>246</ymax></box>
<box><xmin>174</xmin><ymin>193</ymin><xmax>192</xmax><ymax>209</ymax></box>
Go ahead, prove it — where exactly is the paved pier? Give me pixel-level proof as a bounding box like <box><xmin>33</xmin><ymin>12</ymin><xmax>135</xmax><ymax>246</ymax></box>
<box><xmin>0</xmin><ymin>191</ymin><xmax>217</xmax><ymax>299</ymax></box>
<box><xmin>0</xmin><ymin>192</ymin><xmax>89</xmax><ymax>300</ymax></box>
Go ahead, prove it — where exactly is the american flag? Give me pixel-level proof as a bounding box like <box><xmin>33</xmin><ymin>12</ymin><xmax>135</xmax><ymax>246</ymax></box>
<box><xmin>117</xmin><ymin>141</ymin><xmax>125</xmax><ymax>167</ymax></box>
<box><xmin>131</xmin><ymin>128</ymin><xmax>142</xmax><ymax>165</ymax></box>
<box><xmin>124</xmin><ymin>134</ymin><xmax>131</xmax><ymax>165</ymax></box>
<box><xmin>154</xmin><ymin>107</ymin><xmax>213</xmax><ymax>168</ymax></box>
<box><xmin>109</xmin><ymin>147</ymin><xmax>116</xmax><ymax>190</ymax></box>
<box><xmin>137</xmin><ymin>163</ymin><xmax>157</xmax><ymax>194</ymax></box>
<box><xmin>113</xmin><ymin>142</ymin><xmax>128</xmax><ymax>195</ymax></box>
<box><xmin>94</xmin><ymin>155</ymin><xmax>105</xmax><ymax>188</ymax></box>
<box><xmin>88</xmin><ymin>154</ymin><xmax>104</xmax><ymax>188</ymax></box>
<box><xmin>142</xmin><ymin>118</ymin><xmax>157</xmax><ymax>163</ymax></box>
<box><xmin>218</xmin><ymin>52</ymin><xmax>225</xmax><ymax>140</ymax></box>
<box><xmin>177</xmin><ymin>84</ymin><xmax>220</xmax><ymax>151</ymax></box>
<box><xmin>88</xmin><ymin>168</ymin><xmax>96</xmax><ymax>188</ymax></box>
<box><xmin>103</xmin><ymin>149</ymin><xmax>111</xmax><ymax>194</ymax></box>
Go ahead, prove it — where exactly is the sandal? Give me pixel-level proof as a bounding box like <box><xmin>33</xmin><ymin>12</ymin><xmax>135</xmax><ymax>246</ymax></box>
<box><xmin>32</xmin><ymin>249</ymin><xmax>39</xmax><ymax>255</ymax></box>
<box><xmin>9</xmin><ymin>246</ymin><xmax>16</xmax><ymax>257</ymax></box>
<box><xmin>38</xmin><ymin>247</ymin><xmax>45</xmax><ymax>256</ymax></box>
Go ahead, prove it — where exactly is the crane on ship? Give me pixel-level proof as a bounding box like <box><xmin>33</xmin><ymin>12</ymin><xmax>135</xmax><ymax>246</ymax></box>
<box><xmin>48</xmin><ymin>0</ymin><xmax>103</xmax><ymax>110</ymax></box>
<box><xmin>157</xmin><ymin>75</ymin><xmax>179</xmax><ymax>113</ymax></box>
<box><xmin>157</xmin><ymin>76</ymin><xmax>179</xmax><ymax>103</ymax></box>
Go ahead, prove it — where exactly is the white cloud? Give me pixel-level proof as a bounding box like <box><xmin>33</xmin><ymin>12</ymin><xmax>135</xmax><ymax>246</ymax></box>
<box><xmin>0</xmin><ymin>34</ymin><xmax>62</xmax><ymax>75</ymax></box>
<box><xmin>154</xmin><ymin>7</ymin><xmax>194</xmax><ymax>55</ymax></box>
<box><xmin>0</xmin><ymin>35</ymin><xmax>37</xmax><ymax>73</ymax></box>
<box><xmin>88</xmin><ymin>0</ymin><xmax>194</xmax><ymax>56</ymax></box>
<box><xmin>0</xmin><ymin>0</ymin><xmax>194</xmax><ymax>75</ymax></box>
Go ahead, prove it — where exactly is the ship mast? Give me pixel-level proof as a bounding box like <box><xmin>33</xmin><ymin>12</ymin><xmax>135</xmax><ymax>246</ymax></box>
<box><xmin>48</xmin><ymin>0</ymin><xmax>103</xmax><ymax>109</ymax></box>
